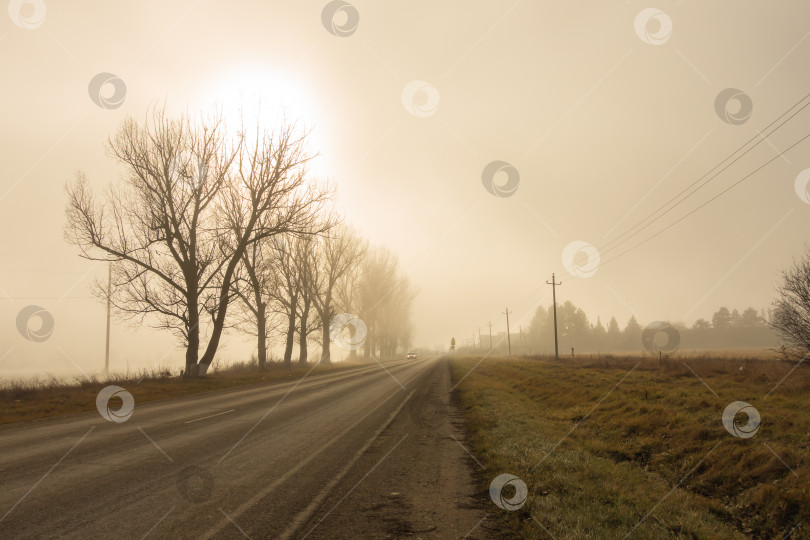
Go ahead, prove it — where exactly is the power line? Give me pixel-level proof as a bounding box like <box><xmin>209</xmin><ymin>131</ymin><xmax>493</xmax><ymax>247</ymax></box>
<box><xmin>596</xmin><ymin>128</ymin><xmax>810</xmax><ymax>270</ymax></box>
<box><xmin>504</xmin><ymin>97</ymin><xmax>810</xmax><ymax>335</ymax></box>
<box><xmin>552</xmin><ymin>95</ymin><xmax>810</xmax><ymax>281</ymax></box>
<box><xmin>599</xmin><ymin>93</ymin><xmax>810</xmax><ymax>259</ymax></box>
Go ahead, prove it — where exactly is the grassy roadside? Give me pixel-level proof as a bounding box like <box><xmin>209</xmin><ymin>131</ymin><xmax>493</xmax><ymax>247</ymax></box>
<box><xmin>450</xmin><ymin>354</ymin><xmax>810</xmax><ymax>539</ymax></box>
<box><xmin>0</xmin><ymin>361</ymin><xmax>364</xmax><ymax>425</ymax></box>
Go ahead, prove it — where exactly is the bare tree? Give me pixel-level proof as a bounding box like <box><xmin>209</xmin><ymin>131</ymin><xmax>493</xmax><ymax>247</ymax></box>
<box><xmin>298</xmin><ymin>286</ymin><xmax>314</xmax><ymax>364</ymax></box>
<box><xmin>298</xmin><ymin>224</ymin><xmax>367</xmax><ymax>364</ymax></box>
<box><xmin>772</xmin><ymin>247</ymin><xmax>810</xmax><ymax>360</ymax></box>
<box><xmin>65</xmin><ymin>107</ymin><xmax>329</xmax><ymax>376</ymax></box>
<box><xmin>267</xmin><ymin>234</ymin><xmax>301</xmax><ymax>368</ymax></box>
<box><xmin>384</xmin><ymin>275</ymin><xmax>416</xmax><ymax>355</ymax></box>
<box><xmin>294</xmin><ymin>235</ymin><xmax>324</xmax><ymax>365</ymax></box>
<box><xmin>230</xmin><ymin>239</ymin><xmax>277</xmax><ymax>369</ymax></box>
<box><xmin>359</xmin><ymin>247</ymin><xmax>396</xmax><ymax>359</ymax></box>
<box><xmin>357</xmin><ymin>246</ymin><xmax>415</xmax><ymax>359</ymax></box>
<box><xmin>335</xmin><ymin>253</ymin><xmax>364</xmax><ymax>361</ymax></box>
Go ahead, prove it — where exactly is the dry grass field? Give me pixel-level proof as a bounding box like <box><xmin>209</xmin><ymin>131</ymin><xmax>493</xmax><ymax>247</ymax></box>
<box><xmin>450</xmin><ymin>353</ymin><xmax>810</xmax><ymax>539</ymax></box>
<box><xmin>0</xmin><ymin>360</ymin><xmax>362</xmax><ymax>425</ymax></box>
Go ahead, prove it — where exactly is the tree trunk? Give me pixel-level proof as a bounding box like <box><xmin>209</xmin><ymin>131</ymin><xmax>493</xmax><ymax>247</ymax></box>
<box><xmin>199</xmin><ymin>257</ymin><xmax>241</xmax><ymax>368</ymax></box>
<box><xmin>321</xmin><ymin>315</ymin><xmax>331</xmax><ymax>365</ymax></box>
<box><xmin>299</xmin><ymin>296</ymin><xmax>310</xmax><ymax>365</ymax></box>
<box><xmin>257</xmin><ymin>302</ymin><xmax>267</xmax><ymax>370</ymax></box>
<box><xmin>185</xmin><ymin>333</ymin><xmax>199</xmax><ymax>377</ymax></box>
<box><xmin>282</xmin><ymin>316</ymin><xmax>295</xmax><ymax>368</ymax></box>
<box><xmin>283</xmin><ymin>292</ymin><xmax>298</xmax><ymax>368</ymax></box>
<box><xmin>186</xmin><ymin>296</ymin><xmax>200</xmax><ymax>377</ymax></box>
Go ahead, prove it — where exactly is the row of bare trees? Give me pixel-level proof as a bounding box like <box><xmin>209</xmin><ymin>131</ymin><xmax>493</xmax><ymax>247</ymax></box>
<box><xmin>65</xmin><ymin>107</ymin><xmax>414</xmax><ymax>376</ymax></box>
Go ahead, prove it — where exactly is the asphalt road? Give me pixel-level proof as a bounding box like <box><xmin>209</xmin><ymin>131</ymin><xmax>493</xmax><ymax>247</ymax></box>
<box><xmin>0</xmin><ymin>355</ymin><xmax>492</xmax><ymax>539</ymax></box>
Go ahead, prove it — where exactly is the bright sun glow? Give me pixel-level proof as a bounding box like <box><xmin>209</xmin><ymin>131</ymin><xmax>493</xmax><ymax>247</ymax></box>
<box><xmin>196</xmin><ymin>65</ymin><xmax>327</xmax><ymax>174</ymax></box>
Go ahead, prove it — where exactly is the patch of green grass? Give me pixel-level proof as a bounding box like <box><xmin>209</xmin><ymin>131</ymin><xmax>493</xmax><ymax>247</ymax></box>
<box><xmin>450</xmin><ymin>354</ymin><xmax>810</xmax><ymax>539</ymax></box>
<box><xmin>0</xmin><ymin>360</ymin><xmax>362</xmax><ymax>425</ymax></box>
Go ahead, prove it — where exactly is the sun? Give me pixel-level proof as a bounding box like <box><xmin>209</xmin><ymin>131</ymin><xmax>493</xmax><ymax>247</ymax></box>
<box><xmin>199</xmin><ymin>64</ymin><xmax>321</xmax><ymax>143</ymax></box>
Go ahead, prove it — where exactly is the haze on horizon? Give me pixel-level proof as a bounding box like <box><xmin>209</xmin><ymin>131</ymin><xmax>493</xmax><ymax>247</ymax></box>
<box><xmin>2</xmin><ymin>0</ymin><xmax>810</xmax><ymax>378</ymax></box>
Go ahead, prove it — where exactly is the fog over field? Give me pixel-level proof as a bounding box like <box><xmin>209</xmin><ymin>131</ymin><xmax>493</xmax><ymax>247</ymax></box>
<box><xmin>2</xmin><ymin>1</ymin><xmax>810</xmax><ymax>378</ymax></box>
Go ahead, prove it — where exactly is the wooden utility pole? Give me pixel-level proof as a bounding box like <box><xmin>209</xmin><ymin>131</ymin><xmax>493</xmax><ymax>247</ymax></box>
<box><xmin>105</xmin><ymin>263</ymin><xmax>112</xmax><ymax>375</ymax></box>
<box><xmin>503</xmin><ymin>308</ymin><xmax>512</xmax><ymax>356</ymax></box>
<box><xmin>547</xmin><ymin>273</ymin><xmax>562</xmax><ymax>359</ymax></box>
<box><xmin>487</xmin><ymin>321</ymin><xmax>493</xmax><ymax>350</ymax></box>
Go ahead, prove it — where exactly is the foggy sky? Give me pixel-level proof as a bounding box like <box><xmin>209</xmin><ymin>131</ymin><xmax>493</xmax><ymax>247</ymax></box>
<box><xmin>2</xmin><ymin>1</ymin><xmax>810</xmax><ymax>377</ymax></box>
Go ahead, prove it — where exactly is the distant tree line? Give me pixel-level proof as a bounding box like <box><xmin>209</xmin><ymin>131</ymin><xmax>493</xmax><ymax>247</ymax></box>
<box><xmin>477</xmin><ymin>244</ymin><xmax>810</xmax><ymax>360</ymax></box>
<box><xmin>522</xmin><ymin>302</ymin><xmax>777</xmax><ymax>355</ymax></box>
<box><xmin>65</xmin><ymin>107</ymin><xmax>415</xmax><ymax>376</ymax></box>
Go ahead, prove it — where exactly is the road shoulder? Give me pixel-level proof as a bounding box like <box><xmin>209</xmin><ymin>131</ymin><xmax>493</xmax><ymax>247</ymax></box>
<box><xmin>301</xmin><ymin>357</ymin><xmax>493</xmax><ymax>539</ymax></box>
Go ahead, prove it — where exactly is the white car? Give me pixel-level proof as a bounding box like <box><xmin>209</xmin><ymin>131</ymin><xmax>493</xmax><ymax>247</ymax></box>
<box><xmin>406</xmin><ymin>351</ymin><xmax>417</xmax><ymax>359</ymax></box>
